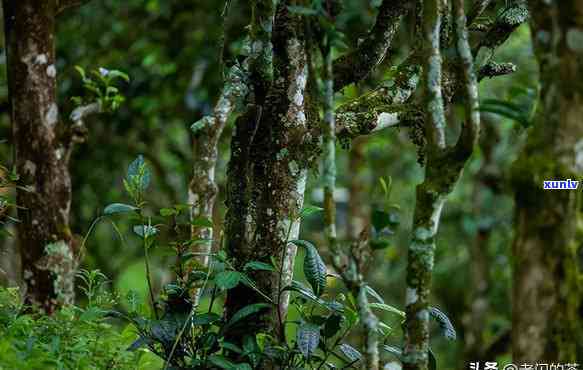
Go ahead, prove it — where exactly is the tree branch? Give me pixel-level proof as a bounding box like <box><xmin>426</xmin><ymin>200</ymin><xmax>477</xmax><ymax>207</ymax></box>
<box><xmin>454</xmin><ymin>0</ymin><xmax>481</xmax><ymax>158</ymax></box>
<box><xmin>473</xmin><ymin>0</ymin><xmax>529</xmax><ymax>61</ymax></box>
<box><xmin>329</xmin><ymin>0</ymin><xmax>523</xmax><ymax>145</ymax></box>
<box><xmin>333</xmin><ymin>0</ymin><xmax>411</xmax><ymax>91</ymax></box>
<box><xmin>57</xmin><ymin>0</ymin><xmax>92</xmax><ymax>14</ymax></box>
<box><xmin>68</xmin><ymin>102</ymin><xmax>102</xmax><ymax>143</ymax></box>
<box><xmin>403</xmin><ymin>2</ymin><xmax>481</xmax><ymax>368</ymax></box>
<box><xmin>330</xmin><ymin>234</ymin><xmax>379</xmax><ymax>370</ymax></box>
<box><xmin>478</xmin><ymin>60</ymin><xmax>516</xmax><ymax>81</ymax></box>
<box><xmin>467</xmin><ymin>0</ymin><xmax>494</xmax><ymax>25</ymax></box>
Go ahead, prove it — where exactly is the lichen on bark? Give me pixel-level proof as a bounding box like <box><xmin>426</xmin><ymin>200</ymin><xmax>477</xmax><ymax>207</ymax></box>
<box><xmin>510</xmin><ymin>0</ymin><xmax>583</xmax><ymax>361</ymax></box>
<box><xmin>3</xmin><ymin>0</ymin><xmax>78</xmax><ymax>314</ymax></box>
<box><xmin>403</xmin><ymin>0</ymin><xmax>480</xmax><ymax>368</ymax></box>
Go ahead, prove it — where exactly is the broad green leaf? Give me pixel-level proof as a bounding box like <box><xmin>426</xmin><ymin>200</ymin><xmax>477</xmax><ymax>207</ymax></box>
<box><xmin>223</xmin><ymin>303</ymin><xmax>271</xmax><ymax>332</ymax></box>
<box><xmin>429</xmin><ymin>349</ymin><xmax>437</xmax><ymax>370</ymax></box>
<box><xmin>369</xmin><ymin>302</ymin><xmax>405</xmax><ymax>318</ymax></box>
<box><xmin>192</xmin><ymin>216</ymin><xmax>213</xmax><ymax>228</ymax></box>
<box><xmin>338</xmin><ymin>343</ymin><xmax>361</xmax><ymax>362</ymax></box>
<box><xmin>291</xmin><ymin>240</ymin><xmax>327</xmax><ymax>296</ymax></box>
<box><xmin>127</xmin><ymin>336</ymin><xmax>150</xmax><ymax>351</ymax></box>
<box><xmin>234</xmin><ymin>364</ymin><xmax>252</xmax><ymax>370</ymax></box>
<box><xmin>297</xmin><ymin>322</ymin><xmax>320</xmax><ymax>358</ymax></box>
<box><xmin>215</xmin><ymin>271</ymin><xmax>241</xmax><ymax>290</ymax></box>
<box><xmin>377</xmin><ymin>321</ymin><xmax>393</xmax><ymax>336</ymax></box>
<box><xmin>372</xmin><ymin>209</ymin><xmax>390</xmax><ymax>230</ymax></box>
<box><xmin>429</xmin><ymin>306</ymin><xmax>456</xmax><ymax>340</ymax></box>
<box><xmin>221</xmin><ymin>342</ymin><xmax>243</xmax><ymax>354</ymax></box>
<box><xmin>243</xmin><ymin>261</ymin><xmax>275</xmax><ymax>272</ymax></box>
<box><xmin>283</xmin><ymin>281</ymin><xmax>344</xmax><ymax>313</ymax></box>
<box><xmin>127</xmin><ymin>155</ymin><xmax>151</xmax><ymax>191</ymax></box>
<box><xmin>323</xmin><ymin>313</ymin><xmax>342</xmax><ymax>338</ymax></box>
<box><xmin>159</xmin><ymin>208</ymin><xmax>176</xmax><ymax>217</ymax></box>
<box><xmin>365</xmin><ymin>285</ymin><xmax>385</xmax><ymax>304</ymax></box>
<box><xmin>382</xmin><ymin>345</ymin><xmax>403</xmax><ymax>359</ymax></box>
<box><xmin>208</xmin><ymin>355</ymin><xmax>236</xmax><ymax>369</ymax></box>
<box><xmin>107</xmin><ymin>69</ymin><xmax>130</xmax><ymax>82</ymax></box>
<box><xmin>299</xmin><ymin>205</ymin><xmax>324</xmax><ymax>218</ymax></box>
<box><xmin>192</xmin><ymin>312</ymin><xmax>221</xmax><ymax>326</ymax></box>
<box><xmin>104</xmin><ymin>203</ymin><xmax>138</xmax><ymax>215</ymax></box>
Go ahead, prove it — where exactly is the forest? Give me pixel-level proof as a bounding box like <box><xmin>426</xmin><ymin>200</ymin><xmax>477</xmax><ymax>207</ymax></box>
<box><xmin>0</xmin><ymin>0</ymin><xmax>581</xmax><ymax>369</ymax></box>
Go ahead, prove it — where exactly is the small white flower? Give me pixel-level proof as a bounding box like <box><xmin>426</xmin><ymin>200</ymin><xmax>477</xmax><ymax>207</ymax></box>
<box><xmin>99</xmin><ymin>67</ymin><xmax>110</xmax><ymax>77</ymax></box>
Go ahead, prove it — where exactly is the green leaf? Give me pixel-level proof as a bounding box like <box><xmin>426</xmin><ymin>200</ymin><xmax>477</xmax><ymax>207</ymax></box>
<box><xmin>104</xmin><ymin>203</ymin><xmax>138</xmax><ymax>215</ymax></box>
<box><xmin>283</xmin><ymin>281</ymin><xmax>343</xmax><ymax>312</ymax></box>
<box><xmin>429</xmin><ymin>306</ymin><xmax>456</xmax><ymax>340</ymax></box>
<box><xmin>191</xmin><ymin>216</ymin><xmax>213</xmax><ymax>228</ymax></box>
<box><xmin>297</xmin><ymin>322</ymin><xmax>320</xmax><ymax>358</ymax></box>
<box><xmin>107</xmin><ymin>69</ymin><xmax>130</xmax><ymax>82</ymax></box>
<box><xmin>364</xmin><ymin>285</ymin><xmax>385</xmax><ymax>304</ymax></box>
<box><xmin>291</xmin><ymin>240</ymin><xmax>327</xmax><ymax>296</ymax></box>
<box><xmin>323</xmin><ymin>313</ymin><xmax>342</xmax><ymax>338</ymax></box>
<box><xmin>159</xmin><ymin>208</ymin><xmax>176</xmax><ymax>217</ymax></box>
<box><xmin>369</xmin><ymin>302</ymin><xmax>405</xmax><ymax>318</ymax></box>
<box><xmin>208</xmin><ymin>355</ymin><xmax>236</xmax><ymax>369</ymax></box>
<box><xmin>379</xmin><ymin>177</ymin><xmax>391</xmax><ymax>199</ymax></box>
<box><xmin>338</xmin><ymin>343</ymin><xmax>362</xmax><ymax>362</ymax></box>
<box><xmin>369</xmin><ymin>237</ymin><xmax>392</xmax><ymax>250</ymax></box>
<box><xmin>243</xmin><ymin>261</ymin><xmax>275</xmax><ymax>272</ymax></box>
<box><xmin>127</xmin><ymin>155</ymin><xmax>151</xmax><ymax>191</ymax></box>
<box><xmin>74</xmin><ymin>65</ymin><xmax>86</xmax><ymax>80</ymax></box>
<box><xmin>223</xmin><ymin>303</ymin><xmax>271</xmax><ymax>332</ymax></box>
<box><xmin>127</xmin><ymin>336</ymin><xmax>151</xmax><ymax>351</ymax></box>
<box><xmin>133</xmin><ymin>225</ymin><xmax>158</xmax><ymax>238</ymax></box>
<box><xmin>429</xmin><ymin>348</ymin><xmax>437</xmax><ymax>370</ymax></box>
<box><xmin>382</xmin><ymin>345</ymin><xmax>403</xmax><ymax>359</ymax></box>
<box><xmin>287</xmin><ymin>5</ymin><xmax>319</xmax><ymax>16</ymax></box>
<box><xmin>299</xmin><ymin>205</ymin><xmax>324</xmax><ymax>218</ymax></box>
<box><xmin>191</xmin><ymin>312</ymin><xmax>221</xmax><ymax>326</ymax></box>
<box><xmin>215</xmin><ymin>271</ymin><xmax>241</xmax><ymax>290</ymax></box>
<box><xmin>221</xmin><ymin>342</ymin><xmax>243</xmax><ymax>354</ymax></box>
<box><xmin>234</xmin><ymin>364</ymin><xmax>252</xmax><ymax>370</ymax></box>
<box><xmin>371</xmin><ymin>209</ymin><xmax>392</xmax><ymax>231</ymax></box>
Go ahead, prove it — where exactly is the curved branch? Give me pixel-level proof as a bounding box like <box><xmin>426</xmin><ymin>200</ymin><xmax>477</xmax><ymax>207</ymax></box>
<box><xmin>57</xmin><ymin>0</ymin><xmax>92</xmax><ymax>14</ymax></box>
<box><xmin>333</xmin><ymin>0</ymin><xmax>411</xmax><ymax>91</ymax></box>
<box><xmin>454</xmin><ymin>0</ymin><xmax>481</xmax><ymax>158</ymax></box>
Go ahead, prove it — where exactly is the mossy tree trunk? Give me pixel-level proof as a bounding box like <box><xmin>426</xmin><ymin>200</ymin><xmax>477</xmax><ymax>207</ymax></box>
<box><xmin>403</xmin><ymin>0</ymin><xmax>480</xmax><ymax>368</ymax></box>
<box><xmin>223</xmin><ymin>1</ymin><xmax>319</xmax><ymax>345</ymax></box>
<box><xmin>4</xmin><ymin>0</ymin><xmax>71</xmax><ymax>313</ymax></box>
<box><xmin>510</xmin><ymin>0</ymin><xmax>583</xmax><ymax>362</ymax></box>
<box><xmin>3</xmin><ymin>0</ymin><xmax>92</xmax><ymax>314</ymax></box>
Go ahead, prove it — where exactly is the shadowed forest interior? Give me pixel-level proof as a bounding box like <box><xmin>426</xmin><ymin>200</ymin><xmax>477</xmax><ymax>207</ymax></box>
<box><xmin>0</xmin><ymin>0</ymin><xmax>582</xmax><ymax>369</ymax></box>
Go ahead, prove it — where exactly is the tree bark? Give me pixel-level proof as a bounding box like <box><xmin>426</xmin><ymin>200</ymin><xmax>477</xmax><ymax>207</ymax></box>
<box><xmin>3</xmin><ymin>0</ymin><xmax>76</xmax><ymax>313</ymax></box>
<box><xmin>223</xmin><ymin>2</ymin><xmax>318</xmax><ymax>345</ymax></box>
<box><xmin>403</xmin><ymin>0</ymin><xmax>480</xmax><ymax>367</ymax></box>
<box><xmin>462</xmin><ymin>120</ymin><xmax>500</xmax><ymax>364</ymax></box>
<box><xmin>510</xmin><ymin>0</ymin><xmax>583</xmax><ymax>362</ymax></box>
<box><xmin>188</xmin><ymin>63</ymin><xmax>249</xmax><ymax>304</ymax></box>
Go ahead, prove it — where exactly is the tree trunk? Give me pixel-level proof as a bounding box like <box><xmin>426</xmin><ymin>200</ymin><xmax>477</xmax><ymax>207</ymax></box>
<box><xmin>223</xmin><ymin>2</ymin><xmax>318</xmax><ymax>344</ymax></box>
<box><xmin>3</xmin><ymin>0</ymin><xmax>76</xmax><ymax>313</ymax></box>
<box><xmin>510</xmin><ymin>0</ymin><xmax>583</xmax><ymax>361</ymax></box>
<box><xmin>403</xmin><ymin>0</ymin><xmax>480</xmax><ymax>367</ymax></box>
<box><xmin>462</xmin><ymin>121</ymin><xmax>500</xmax><ymax>363</ymax></box>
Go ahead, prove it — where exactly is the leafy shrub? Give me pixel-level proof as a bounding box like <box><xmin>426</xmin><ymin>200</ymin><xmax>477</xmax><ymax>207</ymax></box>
<box><xmin>0</xmin><ymin>271</ymin><xmax>157</xmax><ymax>370</ymax></box>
